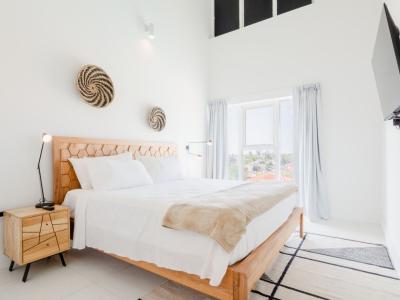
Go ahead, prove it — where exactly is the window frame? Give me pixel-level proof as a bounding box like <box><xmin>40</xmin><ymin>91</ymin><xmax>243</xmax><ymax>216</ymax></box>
<box><xmin>235</xmin><ymin>96</ymin><xmax>293</xmax><ymax>182</ymax></box>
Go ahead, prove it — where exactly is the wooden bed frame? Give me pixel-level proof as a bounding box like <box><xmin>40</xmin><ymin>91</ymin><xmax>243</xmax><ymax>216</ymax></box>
<box><xmin>52</xmin><ymin>136</ymin><xmax>304</xmax><ymax>300</ymax></box>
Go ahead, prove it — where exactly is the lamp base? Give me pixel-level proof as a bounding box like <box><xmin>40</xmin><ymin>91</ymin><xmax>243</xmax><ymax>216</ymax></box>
<box><xmin>35</xmin><ymin>201</ymin><xmax>55</xmax><ymax>208</ymax></box>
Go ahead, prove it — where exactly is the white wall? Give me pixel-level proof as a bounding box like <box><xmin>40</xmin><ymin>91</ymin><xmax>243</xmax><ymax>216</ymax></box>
<box><xmin>0</xmin><ymin>0</ymin><xmax>210</xmax><ymax>267</ymax></box>
<box><xmin>381</xmin><ymin>0</ymin><xmax>400</xmax><ymax>273</ymax></box>
<box><xmin>209</xmin><ymin>0</ymin><xmax>384</xmax><ymax>224</ymax></box>
<box><xmin>383</xmin><ymin>122</ymin><xmax>400</xmax><ymax>271</ymax></box>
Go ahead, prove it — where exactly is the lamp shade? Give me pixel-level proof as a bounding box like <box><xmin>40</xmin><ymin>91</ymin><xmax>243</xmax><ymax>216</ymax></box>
<box><xmin>42</xmin><ymin>133</ymin><xmax>52</xmax><ymax>143</ymax></box>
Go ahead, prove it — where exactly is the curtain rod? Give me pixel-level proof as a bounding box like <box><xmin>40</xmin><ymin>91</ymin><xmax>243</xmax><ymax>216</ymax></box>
<box><xmin>229</xmin><ymin>95</ymin><xmax>293</xmax><ymax>107</ymax></box>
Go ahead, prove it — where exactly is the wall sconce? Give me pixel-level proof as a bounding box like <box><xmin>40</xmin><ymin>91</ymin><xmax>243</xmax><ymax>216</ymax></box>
<box><xmin>145</xmin><ymin>23</ymin><xmax>155</xmax><ymax>40</ymax></box>
<box><xmin>186</xmin><ymin>139</ymin><xmax>212</xmax><ymax>158</ymax></box>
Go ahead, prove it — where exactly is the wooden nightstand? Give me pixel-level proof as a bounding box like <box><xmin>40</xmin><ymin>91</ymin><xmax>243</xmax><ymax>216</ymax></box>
<box><xmin>3</xmin><ymin>205</ymin><xmax>70</xmax><ymax>282</ymax></box>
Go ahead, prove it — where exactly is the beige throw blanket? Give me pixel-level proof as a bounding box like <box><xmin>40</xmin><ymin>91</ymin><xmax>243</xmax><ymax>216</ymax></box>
<box><xmin>162</xmin><ymin>182</ymin><xmax>298</xmax><ymax>252</ymax></box>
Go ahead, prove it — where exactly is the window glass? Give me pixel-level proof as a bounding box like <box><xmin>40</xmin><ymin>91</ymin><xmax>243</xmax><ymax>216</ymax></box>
<box><xmin>243</xmin><ymin>149</ymin><xmax>277</xmax><ymax>181</ymax></box>
<box><xmin>245</xmin><ymin>106</ymin><xmax>274</xmax><ymax>146</ymax></box>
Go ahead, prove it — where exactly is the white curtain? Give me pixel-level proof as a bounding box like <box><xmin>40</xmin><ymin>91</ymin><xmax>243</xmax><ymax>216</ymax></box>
<box><xmin>294</xmin><ymin>84</ymin><xmax>329</xmax><ymax>221</ymax></box>
<box><xmin>206</xmin><ymin>100</ymin><xmax>227</xmax><ymax>179</ymax></box>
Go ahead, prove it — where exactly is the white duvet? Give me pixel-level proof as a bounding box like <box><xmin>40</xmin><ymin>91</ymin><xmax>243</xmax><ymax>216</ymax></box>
<box><xmin>63</xmin><ymin>179</ymin><xmax>298</xmax><ymax>286</ymax></box>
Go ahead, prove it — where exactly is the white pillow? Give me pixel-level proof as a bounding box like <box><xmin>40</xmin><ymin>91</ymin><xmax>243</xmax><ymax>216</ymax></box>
<box><xmin>86</xmin><ymin>159</ymin><xmax>153</xmax><ymax>190</ymax></box>
<box><xmin>69</xmin><ymin>152</ymin><xmax>132</xmax><ymax>189</ymax></box>
<box><xmin>138</xmin><ymin>156</ymin><xmax>182</xmax><ymax>183</ymax></box>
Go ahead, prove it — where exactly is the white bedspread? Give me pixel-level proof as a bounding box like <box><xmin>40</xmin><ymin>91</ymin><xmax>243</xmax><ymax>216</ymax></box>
<box><xmin>63</xmin><ymin>179</ymin><xmax>298</xmax><ymax>286</ymax></box>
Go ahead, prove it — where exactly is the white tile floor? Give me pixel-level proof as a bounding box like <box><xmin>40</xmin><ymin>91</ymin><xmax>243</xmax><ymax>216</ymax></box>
<box><xmin>0</xmin><ymin>219</ymin><xmax>388</xmax><ymax>300</ymax></box>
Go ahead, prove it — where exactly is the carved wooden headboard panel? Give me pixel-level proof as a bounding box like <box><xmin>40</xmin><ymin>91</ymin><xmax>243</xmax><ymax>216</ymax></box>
<box><xmin>52</xmin><ymin>136</ymin><xmax>177</xmax><ymax>204</ymax></box>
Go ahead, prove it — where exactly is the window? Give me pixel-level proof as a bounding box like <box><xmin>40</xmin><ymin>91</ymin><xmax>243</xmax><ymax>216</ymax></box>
<box><xmin>244</xmin><ymin>0</ymin><xmax>273</xmax><ymax>26</ymax></box>
<box><xmin>277</xmin><ymin>0</ymin><xmax>312</xmax><ymax>15</ymax></box>
<box><xmin>227</xmin><ymin>97</ymin><xmax>294</xmax><ymax>182</ymax></box>
<box><xmin>214</xmin><ymin>0</ymin><xmax>313</xmax><ymax>37</ymax></box>
<box><xmin>214</xmin><ymin>0</ymin><xmax>240</xmax><ymax>37</ymax></box>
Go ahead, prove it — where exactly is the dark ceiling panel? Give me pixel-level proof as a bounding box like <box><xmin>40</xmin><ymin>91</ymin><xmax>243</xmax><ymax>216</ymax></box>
<box><xmin>278</xmin><ymin>0</ymin><xmax>312</xmax><ymax>15</ymax></box>
<box><xmin>245</xmin><ymin>0</ymin><xmax>273</xmax><ymax>26</ymax></box>
<box><xmin>215</xmin><ymin>0</ymin><xmax>240</xmax><ymax>36</ymax></box>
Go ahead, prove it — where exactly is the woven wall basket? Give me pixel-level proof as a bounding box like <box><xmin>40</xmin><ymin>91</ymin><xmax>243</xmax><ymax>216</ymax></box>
<box><xmin>148</xmin><ymin>107</ymin><xmax>166</xmax><ymax>131</ymax></box>
<box><xmin>76</xmin><ymin>65</ymin><xmax>114</xmax><ymax>108</ymax></box>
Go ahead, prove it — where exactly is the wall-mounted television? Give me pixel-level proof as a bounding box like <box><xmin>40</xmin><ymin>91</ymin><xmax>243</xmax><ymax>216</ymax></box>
<box><xmin>372</xmin><ymin>3</ymin><xmax>400</xmax><ymax>124</ymax></box>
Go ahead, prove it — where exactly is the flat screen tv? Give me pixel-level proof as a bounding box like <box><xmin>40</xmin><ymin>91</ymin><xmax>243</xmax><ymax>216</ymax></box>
<box><xmin>372</xmin><ymin>3</ymin><xmax>400</xmax><ymax>121</ymax></box>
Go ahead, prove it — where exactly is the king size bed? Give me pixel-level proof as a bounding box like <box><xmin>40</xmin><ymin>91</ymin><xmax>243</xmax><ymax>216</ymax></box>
<box><xmin>52</xmin><ymin>136</ymin><xmax>303</xmax><ymax>300</ymax></box>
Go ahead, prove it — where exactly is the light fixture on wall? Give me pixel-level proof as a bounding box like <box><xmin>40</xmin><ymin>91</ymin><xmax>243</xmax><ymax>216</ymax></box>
<box><xmin>186</xmin><ymin>140</ymin><xmax>212</xmax><ymax>158</ymax></box>
<box><xmin>35</xmin><ymin>133</ymin><xmax>54</xmax><ymax>210</ymax></box>
<box><xmin>145</xmin><ymin>23</ymin><xmax>155</xmax><ymax>40</ymax></box>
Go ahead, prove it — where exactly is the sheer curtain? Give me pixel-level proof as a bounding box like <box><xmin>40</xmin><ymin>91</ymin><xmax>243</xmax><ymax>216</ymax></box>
<box><xmin>206</xmin><ymin>100</ymin><xmax>228</xmax><ymax>179</ymax></box>
<box><xmin>294</xmin><ymin>84</ymin><xmax>329</xmax><ymax>221</ymax></box>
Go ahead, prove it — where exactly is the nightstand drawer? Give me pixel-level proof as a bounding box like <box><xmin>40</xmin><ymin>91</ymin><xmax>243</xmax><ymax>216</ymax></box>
<box><xmin>56</xmin><ymin>230</ymin><xmax>70</xmax><ymax>251</ymax></box>
<box><xmin>23</xmin><ymin>236</ymin><xmax>59</xmax><ymax>264</ymax></box>
<box><xmin>53</xmin><ymin>223</ymin><xmax>68</xmax><ymax>232</ymax></box>
<box><xmin>22</xmin><ymin>232</ymin><xmax>39</xmax><ymax>241</ymax></box>
<box><xmin>22</xmin><ymin>211</ymin><xmax>69</xmax><ymax>237</ymax></box>
<box><xmin>22</xmin><ymin>237</ymin><xmax>40</xmax><ymax>252</ymax></box>
<box><xmin>22</xmin><ymin>216</ymin><xmax>42</xmax><ymax>234</ymax></box>
<box><xmin>50</xmin><ymin>211</ymin><xmax>69</xmax><ymax>225</ymax></box>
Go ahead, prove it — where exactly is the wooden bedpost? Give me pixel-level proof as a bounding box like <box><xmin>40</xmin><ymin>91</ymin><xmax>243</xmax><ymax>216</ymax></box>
<box><xmin>233</xmin><ymin>272</ymin><xmax>248</xmax><ymax>300</ymax></box>
<box><xmin>231</xmin><ymin>208</ymin><xmax>303</xmax><ymax>300</ymax></box>
<box><xmin>299</xmin><ymin>212</ymin><xmax>304</xmax><ymax>238</ymax></box>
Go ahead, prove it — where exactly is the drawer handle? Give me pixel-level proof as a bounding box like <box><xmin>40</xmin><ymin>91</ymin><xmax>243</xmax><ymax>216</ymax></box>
<box><xmin>46</xmin><ymin>243</ymin><xmax>50</xmax><ymax>247</ymax></box>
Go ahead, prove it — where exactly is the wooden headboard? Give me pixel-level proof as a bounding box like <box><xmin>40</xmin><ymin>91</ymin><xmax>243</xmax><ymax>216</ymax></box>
<box><xmin>52</xmin><ymin>136</ymin><xmax>177</xmax><ymax>204</ymax></box>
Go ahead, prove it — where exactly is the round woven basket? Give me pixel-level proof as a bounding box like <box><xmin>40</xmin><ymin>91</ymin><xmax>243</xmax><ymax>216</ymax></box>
<box><xmin>148</xmin><ymin>107</ymin><xmax>166</xmax><ymax>131</ymax></box>
<box><xmin>76</xmin><ymin>65</ymin><xmax>114</xmax><ymax>108</ymax></box>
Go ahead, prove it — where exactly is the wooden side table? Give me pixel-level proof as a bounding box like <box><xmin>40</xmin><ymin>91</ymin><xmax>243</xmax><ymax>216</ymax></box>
<box><xmin>3</xmin><ymin>205</ymin><xmax>70</xmax><ymax>282</ymax></box>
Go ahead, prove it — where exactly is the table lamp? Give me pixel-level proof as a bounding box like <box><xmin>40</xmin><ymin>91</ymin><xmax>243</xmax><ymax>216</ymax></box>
<box><xmin>35</xmin><ymin>133</ymin><xmax>54</xmax><ymax>209</ymax></box>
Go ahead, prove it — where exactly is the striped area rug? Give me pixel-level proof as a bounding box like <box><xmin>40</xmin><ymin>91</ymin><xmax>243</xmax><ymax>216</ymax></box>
<box><xmin>141</xmin><ymin>232</ymin><xmax>400</xmax><ymax>300</ymax></box>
